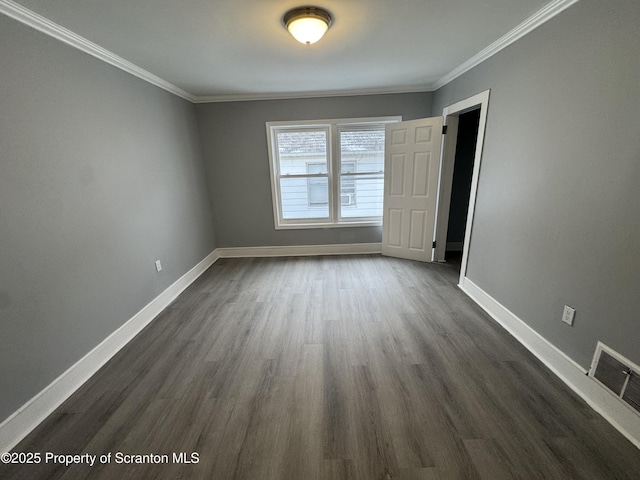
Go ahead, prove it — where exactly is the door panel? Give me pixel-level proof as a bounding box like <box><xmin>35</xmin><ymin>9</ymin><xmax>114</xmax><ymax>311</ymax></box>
<box><xmin>389</xmin><ymin>154</ymin><xmax>406</xmax><ymax>196</ymax></box>
<box><xmin>409</xmin><ymin>210</ymin><xmax>427</xmax><ymax>250</ymax></box>
<box><xmin>387</xmin><ymin>209</ymin><xmax>404</xmax><ymax>247</ymax></box>
<box><xmin>382</xmin><ymin>117</ymin><xmax>444</xmax><ymax>262</ymax></box>
<box><xmin>412</xmin><ymin>152</ymin><xmax>431</xmax><ymax>197</ymax></box>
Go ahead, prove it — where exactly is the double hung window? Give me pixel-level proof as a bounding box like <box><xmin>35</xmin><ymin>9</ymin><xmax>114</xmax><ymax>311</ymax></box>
<box><xmin>266</xmin><ymin>117</ymin><xmax>400</xmax><ymax>229</ymax></box>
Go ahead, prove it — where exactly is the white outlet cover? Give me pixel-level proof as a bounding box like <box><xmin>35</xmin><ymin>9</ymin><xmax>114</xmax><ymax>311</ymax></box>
<box><xmin>155</xmin><ymin>260</ymin><xmax>162</xmax><ymax>272</ymax></box>
<box><xmin>562</xmin><ymin>305</ymin><xmax>575</xmax><ymax>326</ymax></box>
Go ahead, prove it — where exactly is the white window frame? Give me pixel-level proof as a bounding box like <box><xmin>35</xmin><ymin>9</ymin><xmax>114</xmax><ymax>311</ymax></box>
<box><xmin>266</xmin><ymin>116</ymin><xmax>401</xmax><ymax>230</ymax></box>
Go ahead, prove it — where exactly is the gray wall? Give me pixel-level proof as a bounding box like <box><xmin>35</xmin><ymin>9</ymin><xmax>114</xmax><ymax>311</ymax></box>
<box><xmin>0</xmin><ymin>16</ymin><xmax>216</xmax><ymax>421</ymax></box>
<box><xmin>196</xmin><ymin>93</ymin><xmax>432</xmax><ymax>247</ymax></box>
<box><xmin>433</xmin><ymin>0</ymin><xmax>640</xmax><ymax>368</ymax></box>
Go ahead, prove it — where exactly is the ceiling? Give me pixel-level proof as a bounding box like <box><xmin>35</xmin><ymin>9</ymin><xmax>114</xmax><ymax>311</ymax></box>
<box><xmin>5</xmin><ymin>0</ymin><xmax>561</xmax><ymax>101</ymax></box>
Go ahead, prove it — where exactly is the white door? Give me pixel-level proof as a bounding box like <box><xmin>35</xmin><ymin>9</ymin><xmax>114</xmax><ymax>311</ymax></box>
<box><xmin>382</xmin><ymin>117</ymin><xmax>444</xmax><ymax>262</ymax></box>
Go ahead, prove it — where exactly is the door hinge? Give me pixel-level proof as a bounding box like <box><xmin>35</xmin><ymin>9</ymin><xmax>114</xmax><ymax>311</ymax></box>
<box><xmin>442</xmin><ymin>125</ymin><xmax>448</xmax><ymax>134</ymax></box>
<box><xmin>432</xmin><ymin>241</ymin><xmax>437</xmax><ymax>248</ymax></box>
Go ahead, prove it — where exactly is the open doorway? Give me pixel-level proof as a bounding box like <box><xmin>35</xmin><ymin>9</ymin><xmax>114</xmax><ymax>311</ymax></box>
<box><xmin>433</xmin><ymin>90</ymin><xmax>490</xmax><ymax>285</ymax></box>
<box><xmin>445</xmin><ymin>109</ymin><xmax>481</xmax><ymax>265</ymax></box>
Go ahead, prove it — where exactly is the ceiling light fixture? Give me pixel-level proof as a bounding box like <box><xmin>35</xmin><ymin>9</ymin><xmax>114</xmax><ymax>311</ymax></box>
<box><xmin>283</xmin><ymin>6</ymin><xmax>333</xmax><ymax>45</ymax></box>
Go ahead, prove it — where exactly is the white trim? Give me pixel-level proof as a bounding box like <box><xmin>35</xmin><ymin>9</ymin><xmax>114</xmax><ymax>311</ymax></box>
<box><xmin>194</xmin><ymin>86</ymin><xmax>435</xmax><ymax>104</ymax></box>
<box><xmin>0</xmin><ymin>0</ymin><xmax>579</xmax><ymax>103</ymax></box>
<box><xmin>266</xmin><ymin>117</ymin><xmax>402</xmax><ymax>128</ymax></box>
<box><xmin>0</xmin><ymin>249</ymin><xmax>219</xmax><ymax>453</ymax></box>
<box><xmin>460</xmin><ymin>277</ymin><xmax>640</xmax><ymax>449</ymax></box>
<box><xmin>440</xmin><ymin>90</ymin><xmax>490</xmax><ymax>285</ymax></box>
<box><xmin>1</xmin><ymin>0</ymin><xmax>580</xmax><ymax>104</ymax></box>
<box><xmin>272</xmin><ymin>221</ymin><xmax>383</xmax><ymax>231</ymax></box>
<box><xmin>266</xmin><ymin>117</ymin><xmax>399</xmax><ymax>230</ymax></box>
<box><xmin>216</xmin><ymin>243</ymin><xmax>382</xmax><ymax>258</ymax></box>
<box><xmin>0</xmin><ymin>0</ymin><xmax>195</xmax><ymax>102</ymax></box>
<box><xmin>433</xmin><ymin>0</ymin><xmax>580</xmax><ymax>89</ymax></box>
<box><xmin>196</xmin><ymin>0</ymin><xmax>580</xmax><ymax>102</ymax></box>
<box><xmin>4</xmin><ymin>243</ymin><xmax>637</xmax><ymax>454</ymax></box>
<box><xmin>0</xmin><ymin>243</ymin><xmax>378</xmax><ymax>451</ymax></box>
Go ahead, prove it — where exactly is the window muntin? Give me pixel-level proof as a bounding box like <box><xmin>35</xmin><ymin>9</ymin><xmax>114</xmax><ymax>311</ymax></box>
<box><xmin>267</xmin><ymin>117</ymin><xmax>400</xmax><ymax>229</ymax></box>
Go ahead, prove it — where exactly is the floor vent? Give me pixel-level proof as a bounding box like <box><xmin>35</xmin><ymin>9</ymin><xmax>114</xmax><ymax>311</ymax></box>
<box><xmin>589</xmin><ymin>342</ymin><xmax>640</xmax><ymax>415</ymax></box>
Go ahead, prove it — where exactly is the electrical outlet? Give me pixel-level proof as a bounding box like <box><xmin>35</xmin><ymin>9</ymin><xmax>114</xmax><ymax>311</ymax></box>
<box><xmin>155</xmin><ymin>260</ymin><xmax>162</xmax><ymax>272</ymax></box>
<box><xmin>562</xmin><ymin>305</ymin><xmax>575</xmax><ymax>326</ymax></box>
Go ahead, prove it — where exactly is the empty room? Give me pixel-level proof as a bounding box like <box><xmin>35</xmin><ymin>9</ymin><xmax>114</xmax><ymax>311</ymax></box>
<box><xmin>1</xmin><ymin>0</ymin><xmax>639</xmax><ymax>479</ymax></box>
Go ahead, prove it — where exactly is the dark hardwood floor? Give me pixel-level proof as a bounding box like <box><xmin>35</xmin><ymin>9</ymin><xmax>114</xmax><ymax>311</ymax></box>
<box><xmin>2</xmin><ymin>255</ymin><xmax>639</xmax><ymax>479</ymax></box>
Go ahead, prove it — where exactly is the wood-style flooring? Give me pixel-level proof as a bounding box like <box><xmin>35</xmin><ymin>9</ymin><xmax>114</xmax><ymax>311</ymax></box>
<box><xmin>2</xmin><ymin>255</ymin><xmax>639</xmax><ymax>479</ymax></box>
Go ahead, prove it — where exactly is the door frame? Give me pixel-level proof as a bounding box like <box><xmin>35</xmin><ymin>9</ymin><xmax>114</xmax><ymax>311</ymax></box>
<box><xmin>434</xmin><ymin>89</ymin><xmax>490</xmax><ymax>285</ymax></box>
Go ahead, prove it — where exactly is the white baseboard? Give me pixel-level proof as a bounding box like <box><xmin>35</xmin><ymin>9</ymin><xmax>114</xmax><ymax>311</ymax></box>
<box><xmin>0</xmin><ymin>243</ymin><xmax>376</xmax><ymax>451</ymax></box>
<box><xmin>10</xmin><ymin>247</ymin><xmax>634</xmax><ymax>454</ymax></box>
<box><xmin>459</xmin><ymin>277</ymin><xmax>640</xmax><ymax>449</ymax></box>
<box><xmin>0</xmin><ymin>249</ymin><xmax>220</xmax><ymax>453</ymax></box>
<box><xmin>216</xmin><ymin>242</ymin><xmax>382</xmax><ymax>258</ymax></box>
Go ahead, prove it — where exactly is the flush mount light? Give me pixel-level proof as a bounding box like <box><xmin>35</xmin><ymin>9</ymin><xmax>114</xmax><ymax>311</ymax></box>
<box><xmin>283</xmin><ymin>6</ymin><xmax>333</xmax><ymax>45</ymax></box>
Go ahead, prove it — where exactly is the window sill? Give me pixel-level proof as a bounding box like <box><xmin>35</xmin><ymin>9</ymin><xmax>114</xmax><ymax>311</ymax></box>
<box><xmin>274</xmin><ymin>220</ymin><xmax>382</xmax><ymax>230</ymax></box>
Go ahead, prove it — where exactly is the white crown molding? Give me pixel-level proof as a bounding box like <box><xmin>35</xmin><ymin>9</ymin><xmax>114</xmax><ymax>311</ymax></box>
<box><xmin>433</xmin><ymin>0</ymin><xmax>580</xmax><ymax>90</ymax></box>
<box><xmin>193</xmin><ymin>85</ymin><xmax>435</xmax><ymax>104</ymax></box>
<box><xmin>1</xmin><ymin>0</ymin><xmax>580</xmax><ymax>103</ymax></box>
<box><xmin>460</xmin><ymin>276</ymin><xmax>640</xmax><ymax>450</ymax></box>
<box><xmin>0</xmin><ymin>249</ymin><xmax>220</xmax><ymax>452</ymax></box>
<box><xmin>0</xmin><ymin>0</ymin><xmax>196</xmax><ymax>102</ymax></box>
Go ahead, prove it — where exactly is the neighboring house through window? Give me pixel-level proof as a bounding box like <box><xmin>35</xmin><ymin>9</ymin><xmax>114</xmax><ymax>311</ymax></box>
<box><xmin>307</xmin><ymin>161</ymin><xmax>355</xmax><ymax>207</ymax></box>
<box><xmin>266</xmin><ymin>116</ymin><xmax>400</xmax><ymax>229</ymax></box>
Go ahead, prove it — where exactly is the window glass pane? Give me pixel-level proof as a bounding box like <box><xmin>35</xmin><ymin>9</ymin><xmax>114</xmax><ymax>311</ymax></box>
<box><xmin>307</xmin><ymin>163</ymin><xmax>327</xmax><ymax>175</ymax></box>
<box><xmin>280</xmin><ymin>177</ymin><xmax>329</xmax><ymax>219</ymax></box>
<box><xmin>307</xmin><ymin>163</ymin><xmax>329</xmax><ymax>205</ymax></box>
<box><xmin>277</xmin><ymin>130</ymin><xmax>327</xmax><ymax>175</ymax></box>
<box><xmin>268</xmin><ymin>118</ymin><xmax>396</xmax><ymax>228</ymax></box>
<box><xmin>339</xmin><ymin>162</ymin><xmax>356</xmax><ymax>206</ymax></box>
<box><xmin>339</xmin><ymin>129</ymin><xmax>385</xmax><ymax>174</ymax></box>
<box><xmin>340</xmin><ymin>173</ymin><xmax>384</xmax><ymax>218</ymax></box>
